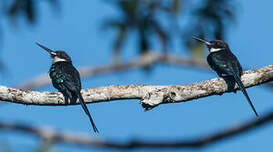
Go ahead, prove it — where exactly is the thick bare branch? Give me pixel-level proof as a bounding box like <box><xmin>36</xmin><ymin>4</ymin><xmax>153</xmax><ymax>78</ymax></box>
<box><xmin>1</xmin><ymin>64</ymin><xmax>273</xmax><ymax>108</ymax></box>
<box><xmin>17</xmin><ymin>52</ymin><xmax>209</xmax><ymax>89</ymax></box>
<box><xmin>1</xmin><ymin>110</ymin><xmax>273</xmax><ymax>149</ymax></box>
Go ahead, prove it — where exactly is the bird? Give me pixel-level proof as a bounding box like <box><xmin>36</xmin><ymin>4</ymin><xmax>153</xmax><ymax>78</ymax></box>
<box><xmin>192</xmin><ymin>36</ymin><xmax>259</xmax><ymax>117</ymax></box>
<box><xmin>36</xmin><ymin>42</ymin><xmax>99</xmax><ymax>133</ymax></box>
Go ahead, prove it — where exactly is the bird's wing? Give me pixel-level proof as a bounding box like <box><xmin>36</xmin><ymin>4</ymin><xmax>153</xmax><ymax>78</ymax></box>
<box><xmin>60</xmin><ymin>62</ymin><xmax>82</xmax><ymax>93</ymax></box>
<box><xmin>207</xmin><ymin>52</ymin><xmax>242</xmax><ymax>76</ymax></box>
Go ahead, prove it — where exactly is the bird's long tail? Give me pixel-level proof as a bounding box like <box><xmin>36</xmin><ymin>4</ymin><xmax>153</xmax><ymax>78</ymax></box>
<box><xmin>233</xmin><ymin>74</ymin><xmax>259</xmax><ymax>117</ymax></box>
<box><xmin>78</xmin><ymin>93</ymin><xmax>99</xmax><ymax>133</ymax></box>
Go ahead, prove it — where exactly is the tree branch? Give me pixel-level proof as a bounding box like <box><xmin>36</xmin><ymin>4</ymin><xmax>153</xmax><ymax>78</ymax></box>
<box><xmin>1</xmin><ymin>109</ymin><xmax>273</xmax><ymax>149</ymax></box>
<box><xmin>2</xmin><ymin>64</ymin><xmax>273</xmax><ymax>109</ymax></box>
<box><xmin>17</xmin><ymin>52</ymin><xmax>209</xmax><ymax>90</ymax></box>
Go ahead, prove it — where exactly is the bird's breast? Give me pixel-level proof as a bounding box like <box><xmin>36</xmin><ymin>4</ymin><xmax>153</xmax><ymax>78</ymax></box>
<box><xmin>49</xmin><ymin>64</ymin><xmax>66</xmax><ymax>84</ymax></box>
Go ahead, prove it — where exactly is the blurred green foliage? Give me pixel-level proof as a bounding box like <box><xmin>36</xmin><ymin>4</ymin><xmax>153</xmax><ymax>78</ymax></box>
<box><xmin>0</xmin><ymin>0</ymin><xmax>58</xmax><ymax>71</ymax></box>
<box><xmin>3</xmin><ymin>0</ymin><xmax>58</xmax><ymax>24</ymax></box>
<box><xmin>103</xmin><ymin>0</ymin><xmax>236</xmax><ymax>61</ymax></box>
<box><xmin>102</xmin><ymin>0</ymin><xmax>178</xmax><ymax>61</ymax></box>
<box><xmin>0</xmin><ymin>0</ymin><xmax>236</xmax><ymax>61</ymax></box>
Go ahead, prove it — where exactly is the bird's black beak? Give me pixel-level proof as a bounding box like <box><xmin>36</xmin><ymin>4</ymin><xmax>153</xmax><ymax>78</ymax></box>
<box><xmin>36</xmin><ymin>42</ymin><xmax>56</xmax><ymax>57</ymax></box>
<box><xmin>191</xmin><ymin>36</ymin><xmax>211</xmax><ymax>46</ymax></box>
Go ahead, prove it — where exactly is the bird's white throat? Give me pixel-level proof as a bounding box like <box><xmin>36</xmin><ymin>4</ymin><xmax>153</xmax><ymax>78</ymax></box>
<box><xmin>209</xmin><ymin>48</ymin><xmax>223</xmax><ymax>53</ymax></box>
<box><xmin>52</xmin><ymin>56</ymin><xmax>67</xmax><ymax>63</ymax></box>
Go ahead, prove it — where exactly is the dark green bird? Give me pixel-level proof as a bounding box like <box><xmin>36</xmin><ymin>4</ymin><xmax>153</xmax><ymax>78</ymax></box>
<box><xmin>192</xmin><ymin>36</ymin><xmax>259</xmax><ymax>117</ymax></box>
<box><xmin>36</xmin><ymin>43</ymin><xmax>99</xmax><ymax>132</ymax></box>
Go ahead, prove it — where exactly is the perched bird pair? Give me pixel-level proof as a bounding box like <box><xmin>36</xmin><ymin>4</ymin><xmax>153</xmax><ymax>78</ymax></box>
<box><xmin>36</xmin><ymin>43</ymin><xmax>99</xmax><ymax>133</ymax></box>
<box><xmin>36</xmin><ymin>36</ymin><xmax>258</xmax><ymax>134</ymax></box>
<box><xmin>192</xmin><ymin>36</ymin><xmax>259</xmax><ymax>117</ymax></box>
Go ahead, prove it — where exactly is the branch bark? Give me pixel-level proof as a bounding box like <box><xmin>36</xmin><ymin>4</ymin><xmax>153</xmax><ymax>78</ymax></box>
<box><xmin>17</xmin><ymin>52</ymin><xmax>209</xmax><ymax>89</ymax></box>
<box><xmin>2</xmin><ymin>64</ymin><xmax>273</xmax><ymax>109</ymax></box>
<box><xmin>1</xmin><ymin>109</ymin><xmax>273</xmax><ymax>149</ymax></box>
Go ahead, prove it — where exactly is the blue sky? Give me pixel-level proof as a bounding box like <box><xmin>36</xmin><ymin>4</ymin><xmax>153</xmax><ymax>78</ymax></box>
<box><xmin>0</xmin><ymin>0</ymin><xmax>273</xmax><ymax>152</ymax></box>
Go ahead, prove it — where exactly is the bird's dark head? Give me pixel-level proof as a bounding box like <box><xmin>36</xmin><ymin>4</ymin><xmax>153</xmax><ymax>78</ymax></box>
<box><xmin>36</xmin><ymin>43</ymin><xmax>72</xmax><ymax>63</ymax></box>
<box><xmin>192</xmin><ymin>36</ymin><xmax>229</xmax><ymax>53</ymax></box>
<box><xmin>53</xmin><ymin>51</ymin><xmax>71</xmax><ymax>63</ymax></box>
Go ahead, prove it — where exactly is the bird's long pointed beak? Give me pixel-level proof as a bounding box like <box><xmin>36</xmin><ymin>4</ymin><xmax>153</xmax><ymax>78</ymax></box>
<box><xmin>191</xmin><ymin>36</ymin><xmax>211</xmax><ymax>46</ymax></box>
<box><xmin>36</xmin><ymin>42</ymin><xmax>56</xmax><ymax>55</ymax></box>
